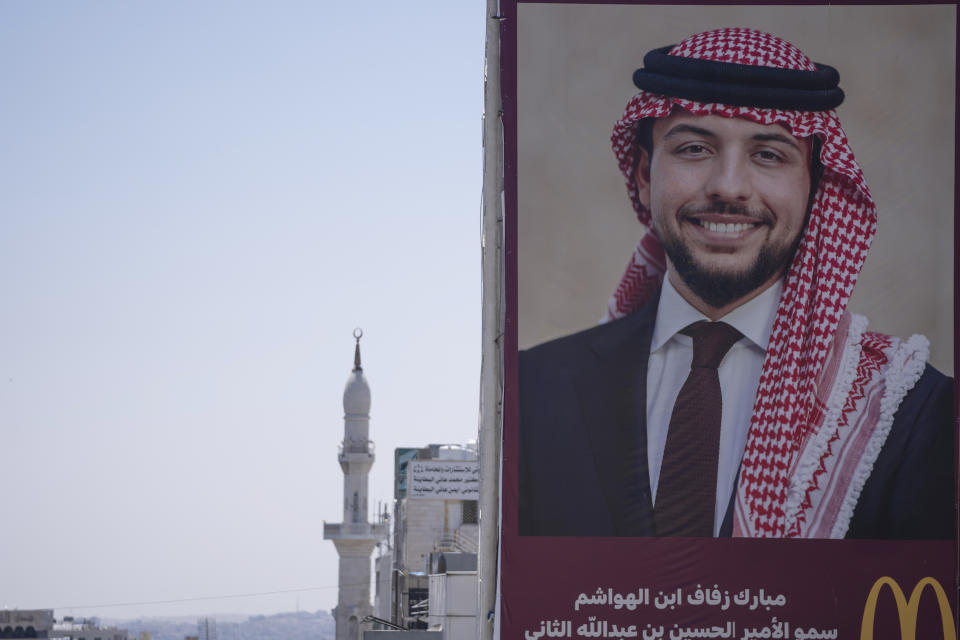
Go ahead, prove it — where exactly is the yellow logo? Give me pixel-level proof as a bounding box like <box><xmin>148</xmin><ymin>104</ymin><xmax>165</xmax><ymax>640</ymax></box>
<box><xmin>861</xmin><ymin>576</ymin><xmax>956</xmax><ymax>640</ymax></box>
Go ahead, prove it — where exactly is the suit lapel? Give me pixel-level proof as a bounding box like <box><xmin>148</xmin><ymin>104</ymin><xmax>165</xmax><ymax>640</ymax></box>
<box><xmin>719</xmin><ymin>468</ymin><xmax>738</xmax><ymax>537</ymax></box>
<box><xmin>575</xmin><ymin>295</ymin><xmax>659</xmax><ymax>536</ymax></box>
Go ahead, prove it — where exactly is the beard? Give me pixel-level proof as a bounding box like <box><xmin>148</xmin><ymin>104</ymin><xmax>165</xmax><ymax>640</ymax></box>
<box><xmin>655</xmin><ymin>202</ymin><xmax>801</xmax><ymax>310</ymax></box>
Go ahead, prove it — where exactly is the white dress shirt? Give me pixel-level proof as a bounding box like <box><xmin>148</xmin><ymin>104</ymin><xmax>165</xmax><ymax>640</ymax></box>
<box><xmin>647</xmin><ymin>276</ymin><xmax>782</xmax><ymax>535</ymax></box>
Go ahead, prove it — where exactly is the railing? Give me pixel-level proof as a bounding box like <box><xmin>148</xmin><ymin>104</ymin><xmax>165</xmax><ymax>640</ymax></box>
<box><xmin>436</xmin><ymin>533</ymin><xmax>456</xmax><ymax>551</ymax></box>
<box><xmin>324</xmin><ymin>521</ymin><xmax>389</xmax><ymax>537</ymax></box>
<box><xmin>337</xmin><ymin>439</ymin><xmax>376</xmax><ymax>454</ymax></box>
<box><xmin>454</xmin><ymin>527</ymin><xmax>479</xmax><ymax>553</ymax></box>
<box><xmin>361</xmin><ymin>615</ymin><xmax>404</xmax><ymax>631</ymax></box>
<box><xmin>433</xmin><ymin>526</ymin><xmax>479</xmax><ymax>554</ymax></box>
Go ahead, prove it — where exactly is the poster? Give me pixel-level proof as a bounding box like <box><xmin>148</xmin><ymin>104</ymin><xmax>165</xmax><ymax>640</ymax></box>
<box><xmin>498</xmin><ymin>3</ymin><xmax>957</xmax><ymax>638</ymax></box>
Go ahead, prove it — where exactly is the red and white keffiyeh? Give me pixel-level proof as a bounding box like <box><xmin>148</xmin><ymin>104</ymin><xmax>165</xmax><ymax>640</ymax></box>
<box><xmin>606</xmin><ymin>28</ymin><xmax>930</xmax><ymax>538</ymax></box>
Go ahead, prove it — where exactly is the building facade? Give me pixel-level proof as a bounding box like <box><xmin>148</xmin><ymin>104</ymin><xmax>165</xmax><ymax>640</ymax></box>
<box><xmin>373</xmin><ymin>443</ymin><xmax>478</xmax><ymax>633</ymax></box>
<box><xmin>0</xmin><ymin>610</ymin><xmax>53</xmax><ymax>639</ymax></box>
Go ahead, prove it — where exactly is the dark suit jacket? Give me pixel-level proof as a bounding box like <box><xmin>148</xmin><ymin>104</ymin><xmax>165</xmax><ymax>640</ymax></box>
<box><xmin>518</xmin><ymin>296</ymin><xmax>955</xmax><ymax>538</ymax></box>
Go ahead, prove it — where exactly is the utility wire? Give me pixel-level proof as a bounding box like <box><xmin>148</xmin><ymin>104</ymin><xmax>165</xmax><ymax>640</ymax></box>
<box><xmin>54</xmin><ymin>580</ymin><xmax>376</xmax><ymax>611</ymax></box>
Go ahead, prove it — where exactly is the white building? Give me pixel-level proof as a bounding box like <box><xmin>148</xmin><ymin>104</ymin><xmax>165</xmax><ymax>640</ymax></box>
<box><xmin>371</xmin><ymin>443</ymin><xmax>478</xmax><ymax>637</ymax></box>
<box><xmin>0</xmin><ymin>611</ymin><xmax>130</xmax><ymax>640</ymax></box>
<box><xmin>51</xmin><ymin>616</ymin><xmax>128</xmax><ymax>640</ymax></box>
<box><xmin>324</xmin><ymin>331</ymin><xmax>389</xmax><ymax>640</ymax></box>
<box><xmin>427</xmin><ymin>552</ymin><xmax>479</xmax><ymax>639</ymax></box>
<box><xmin>0</xmin><ymin>610</ymin><xmax>54</xmax><ymax>638</ymax></box>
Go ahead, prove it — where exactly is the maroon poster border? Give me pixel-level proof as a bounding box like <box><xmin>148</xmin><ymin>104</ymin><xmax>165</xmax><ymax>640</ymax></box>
<box><xmin>498</xmin><ymin>1</ymin><xmax>960</xmax><ymax>638</ymax></box>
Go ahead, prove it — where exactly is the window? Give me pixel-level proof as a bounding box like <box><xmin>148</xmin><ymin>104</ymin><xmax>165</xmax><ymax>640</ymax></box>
<box><xmin>407</xmin><ymin>588</ymin><xmax>428</xmax><ymax>617</ymax></box>
<box><xmin>462</xmin><ymin>500</ymin><xmax>478</xmax><ymax>524</ymax></box>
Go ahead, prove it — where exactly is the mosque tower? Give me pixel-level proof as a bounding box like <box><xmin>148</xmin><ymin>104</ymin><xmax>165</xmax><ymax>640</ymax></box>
<box><xmin>324</xmin><ymin>329</ymin><xmax>388</xmax><ymax>640</ymax></box>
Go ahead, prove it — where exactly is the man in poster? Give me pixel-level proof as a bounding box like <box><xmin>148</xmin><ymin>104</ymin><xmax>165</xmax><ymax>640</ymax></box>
<box><xmin>518</xmin><ymin>28</ymin><xmax>954</xmax><ymax>539</ymax></box>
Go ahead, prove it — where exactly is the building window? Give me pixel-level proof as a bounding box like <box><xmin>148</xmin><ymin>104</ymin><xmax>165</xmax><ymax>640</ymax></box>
<box><xmin>462</xmin><ymin>500</ymin><xmax>478</xmax><ymax>524</ymax></box>
<box><xmin>407</xmin><ymin>587</ymin><xmax>428</xmax><ymax>617</ymax></box>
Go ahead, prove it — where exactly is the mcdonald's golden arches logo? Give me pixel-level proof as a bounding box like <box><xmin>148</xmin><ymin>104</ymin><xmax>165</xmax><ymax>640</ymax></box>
<box><xmin>861</xmin><ymin>576</ymin><xmax>956</xmax><ymax>640</ymax></box>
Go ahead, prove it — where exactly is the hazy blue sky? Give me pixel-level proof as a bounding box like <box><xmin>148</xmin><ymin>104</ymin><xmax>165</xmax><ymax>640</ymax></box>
<box><xmin>1</xmin><ymin>1</ymin><xmax>483</xmax><ymax>618</ymax></box>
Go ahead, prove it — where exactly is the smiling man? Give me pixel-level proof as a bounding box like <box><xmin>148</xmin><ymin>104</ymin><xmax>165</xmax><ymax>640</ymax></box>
<box><xmin>518</xmin><ymin>28</ymin><xmax>954</xmax><ymax>539</ymax></box>
<box><xmin>639</xmin><ymin>114</ymin><xmax>812</xmax><ymax>317</ymax></box>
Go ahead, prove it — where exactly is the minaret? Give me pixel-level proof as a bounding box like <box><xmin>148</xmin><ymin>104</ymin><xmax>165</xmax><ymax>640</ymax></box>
<box><xmin>324</xmin><ymin>329</ymin><xmax>388</xmax><ymax>640</ymax></box>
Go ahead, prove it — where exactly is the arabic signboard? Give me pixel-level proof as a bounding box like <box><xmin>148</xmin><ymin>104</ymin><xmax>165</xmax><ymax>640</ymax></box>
<box><xmin>407</xmin><ymin>460</ymin><xmax>479</xmax><ymax>499</ymax></box>
<box><xmin>496</xmin><ymin>2</ymin><xmax>957</xmax><ymax>639</ymax></box>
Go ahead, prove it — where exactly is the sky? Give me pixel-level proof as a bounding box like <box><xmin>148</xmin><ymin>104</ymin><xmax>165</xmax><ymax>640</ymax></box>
<box><xmin>1</xmin><ymin>1</ymin><xmax>484</xmax><ymax>619</ymax></box>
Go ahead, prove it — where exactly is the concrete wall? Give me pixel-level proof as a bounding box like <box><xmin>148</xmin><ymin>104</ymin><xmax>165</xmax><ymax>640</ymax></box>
<box><xmin>373</xmin><ymin>552</ymin><xmax>393</xmax><ymax>622</ymax></box>
<box><xmin>0</xmin><ymin>610</ymin><xmax>54</xmax><ymax>634</ymax></box>
<box><xmin>428</xmin><ymin>571</ymin><xmax>478</xmax><ymax>640</ymax></box>
<box><xmin>397</xmin><ymin>500</ymin><xmax>479</xmax><ymax>573</ymax></box>
<box><xmin>399</xmin><ymin>499</ymin><xmax>446</xmax><ymax>573</ymax></box>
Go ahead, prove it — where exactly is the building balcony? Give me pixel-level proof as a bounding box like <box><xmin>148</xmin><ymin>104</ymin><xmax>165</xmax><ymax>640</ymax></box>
<box><xmin>339</xmin><ymin>439</ymin><xmax>375</xmax><ymax>454</ymax></box>
<box><xmin>324</xmin><ymin>521</ymin><xmax>389</xmax><ymax>540</ymax></box>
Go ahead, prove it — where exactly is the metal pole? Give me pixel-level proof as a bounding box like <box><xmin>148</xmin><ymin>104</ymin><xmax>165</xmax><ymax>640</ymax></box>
<box><xmin>478</xmin><ymin>0</ymin><xmax>504</xmax><ymax>638</ymax></box>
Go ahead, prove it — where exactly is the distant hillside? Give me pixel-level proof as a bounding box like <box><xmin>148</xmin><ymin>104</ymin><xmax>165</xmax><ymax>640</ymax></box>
<box><xmin>114</xmin><ymin>610</ymin><xmax>335</xmax><ymax>640</ymax></box>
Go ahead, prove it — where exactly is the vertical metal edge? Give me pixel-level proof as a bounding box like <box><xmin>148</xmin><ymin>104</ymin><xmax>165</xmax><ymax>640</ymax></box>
<box><xmin>478</xmin><ymin>0</ymin><xmax>504</xmax><ymax>638</ymax></box>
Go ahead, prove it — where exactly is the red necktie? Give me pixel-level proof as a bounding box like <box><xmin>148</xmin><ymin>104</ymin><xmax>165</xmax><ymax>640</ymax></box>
<box><xmin>655</xmin><ymin>321</ymin><xmax>743</xmax><ymax>537</ymax></box>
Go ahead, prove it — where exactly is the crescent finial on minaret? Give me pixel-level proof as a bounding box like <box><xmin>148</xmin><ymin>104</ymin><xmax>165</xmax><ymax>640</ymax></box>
<box><xmin>353</xmin><ymin>327</ymin><xmax>363</xmax><ymax>372</ymax></box>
